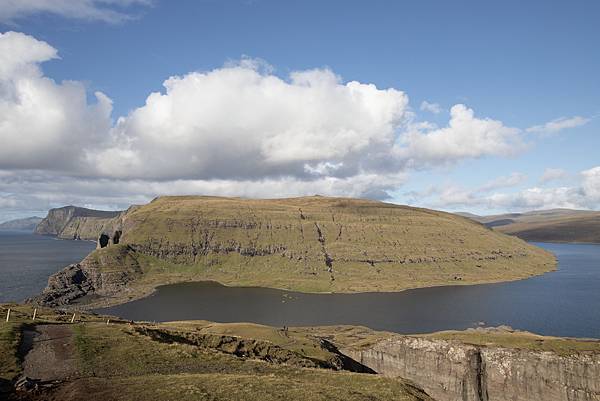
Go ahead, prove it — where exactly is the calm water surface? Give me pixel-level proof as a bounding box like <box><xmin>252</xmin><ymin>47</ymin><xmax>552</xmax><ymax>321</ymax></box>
<box><xmin>0</xmin><ymin>231</ymin><xmax>95</xmax><ymax>302</ymax></box>
<box><xmin>99</xmin><ymin>242</ymin><xmax>600</xmax><ymax>338</ymax></box>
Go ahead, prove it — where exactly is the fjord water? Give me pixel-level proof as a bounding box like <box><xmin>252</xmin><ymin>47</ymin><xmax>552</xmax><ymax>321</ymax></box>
<box><xmin>0</xmin><ymin>231</ymin><xmax>95</xmax><ymax>303</ymax></box>
<box><xmin>99</xmin><ymin>242</ymin><xmax>600</xmax><ymax>338</ymax></box>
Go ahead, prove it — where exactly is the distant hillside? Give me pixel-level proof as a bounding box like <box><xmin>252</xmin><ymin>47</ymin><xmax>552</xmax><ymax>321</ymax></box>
<box><xmin>0</xmin><ymin>216</ymin><xmax>43</xmax><ymax>231</ymax></box>
<box><xmin>35</xmin><ymin>206</ymin><xmax>123</xmax><ymax>240</ymax></box>
<box><xmin>33</xmin><ymin>196</ymin><xmax>555</xmax><ymax>307</ymax></box>
<box><xmin>462</xmin><ymin>209</ymin><xmax>600</xmax><ymax>243</ymax></box>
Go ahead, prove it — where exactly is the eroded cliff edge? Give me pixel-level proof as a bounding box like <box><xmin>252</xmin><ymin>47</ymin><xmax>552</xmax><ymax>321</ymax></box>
<box><xmin>322</xmin><ymin>326</ymin><xmax>600</xmax><ymax>401</ymax></box>
<box><xmin>31</xmin><ymin>195</ymin><xmax>556</xmax><ymax>308</ymax></box>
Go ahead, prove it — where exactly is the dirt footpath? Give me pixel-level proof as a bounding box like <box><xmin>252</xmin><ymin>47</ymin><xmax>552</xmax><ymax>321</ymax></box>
<box><xmin>21</xmin><ymin>325</ymin><xmax>80</xmax><ymax>381</ymax></box>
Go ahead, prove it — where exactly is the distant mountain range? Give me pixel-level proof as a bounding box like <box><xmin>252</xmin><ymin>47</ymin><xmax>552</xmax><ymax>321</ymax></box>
<box><xmin>0</xmin><ymin>216</ymin><xmax>43</xmax><ymax>231</ymax></box>
<box><xmin>457</xmin><ymin>209</ymin><xmax>600</xmax><ymax>243</ymax></box>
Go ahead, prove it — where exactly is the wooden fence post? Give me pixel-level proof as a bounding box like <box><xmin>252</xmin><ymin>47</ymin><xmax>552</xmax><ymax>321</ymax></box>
<box><xmin>32</xmin><ymin>308</ymin><xmax>37</xmax><ymax>321</ymax></box>
<box><xmin>71</xmin><ymin>313</ymin><xmax>76</xmax><ymax>323</ymax></box>
<box><xmin>5</xmin><ymin>308</ymin><xmax>10</xmax><ymax>322</ymax></box>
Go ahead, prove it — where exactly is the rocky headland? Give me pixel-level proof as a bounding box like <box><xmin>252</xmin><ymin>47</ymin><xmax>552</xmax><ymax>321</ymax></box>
<box><xmin>34</xmin><ymin>205</ymin><xmax>125</xmax><ymax>240</ymax></box>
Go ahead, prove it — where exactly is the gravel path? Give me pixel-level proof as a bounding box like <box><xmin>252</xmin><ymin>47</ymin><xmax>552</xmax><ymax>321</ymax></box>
<box><xmin>22</xmin><ymin>324</ymin><xmax>80</xmax><ymax>381</ymax></box>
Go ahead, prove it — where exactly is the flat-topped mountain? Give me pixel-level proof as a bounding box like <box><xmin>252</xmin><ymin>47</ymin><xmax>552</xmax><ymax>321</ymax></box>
<box><xmin>461</xmin><ymin>209</ymin><xmax>600</xmax><ymax>243</ymax></box>
<box><xmin>33</xmin><ymin>195</ymin><xmax>555</xmax><ymax>307</ymax></box>
<box><xmin>0</xmin><ymin>216</ymin><xmax>43</xmax><ymax>231</ymax></box>
<box><xmin>35</xmin><ymin>205</ymin><xmax>123</xmax><ymax>240</ymax></box>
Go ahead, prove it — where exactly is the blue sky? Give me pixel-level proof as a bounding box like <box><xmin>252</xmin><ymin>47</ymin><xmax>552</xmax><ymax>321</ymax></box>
<box><xmin>0</xmin><ymin>0</ymin><xmax>599</xmax><ymax>220</ymax></box>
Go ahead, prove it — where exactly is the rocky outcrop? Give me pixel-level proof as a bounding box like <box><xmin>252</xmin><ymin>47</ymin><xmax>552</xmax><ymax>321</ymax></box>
<box><xmin>343</xmin><ymin>333</ymin><xmax>600</xmax><ymax>401</ymax></box>
<box><xmin>35</xmin><ymin>206</ymin><xmax>122</xmax><ymax>240</ymax></box>
<box><xmin>29</xmin><ymin>245</ymin><xmax>142</xmax><ymax>307</ymax></box>
<box><xmin>135</xmin><ymin>326</ymin><xmax>375</xmax><ymax>373</ymax></box>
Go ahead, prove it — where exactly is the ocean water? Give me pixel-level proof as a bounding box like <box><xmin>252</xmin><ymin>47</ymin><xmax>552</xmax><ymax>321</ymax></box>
<box><xmin>0</xmin><ymin>231</ymin><xmax>95</xmax><ymax>303</ymax></box>
<box><xmin>99</xmin><ymin>242</ymin><xmax>600</xmax><ymax>338</ymax></box>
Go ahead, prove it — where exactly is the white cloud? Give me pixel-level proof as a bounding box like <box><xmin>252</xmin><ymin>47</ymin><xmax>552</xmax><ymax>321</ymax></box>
<box><xmin>540</xmin><ymin>168</ymin><xmax>569</xmax><ymax>184</ymax></box>
<box><xmin>88</xmin><ymin>63</ymin><xmax>410</xmax><ymax>180</ymax></box>
<box><xmin>526</xmin><ymin>116</ymin><xmax>591</xmax><ymax>135</ymax></box>
<box><xmin>420</xmin><ymin>100</ymin><xmax>442</xmax><ymax>114</ymax></box>
<box><xmin>0</xmin><ymin>32</ymin><xmax>113</xmax><ymax>171</ymax></box>
<box><xmin>397</xmin><ymin>104</ymin><xmax>525</xmax><ymax>167</ymax></box>
<box><xmin>581</xmin><ymin>166</ymin><xmax>600</xmax><ymax>203</ymax></box>
<box><xmin>1</xmin><ymin>31</ymin><xmax>559</xmax><ymax>219</ymax></box>
<box><xmin>0</xmin><ymin>0</ymin><xmax>151</xmax><ymax>23</ymax></box>
<box><xmin>479</xmin><ymin>172</ymin><xmax>527</xmax><ymax>192</ymax></box>
<box><xmin>406</xmin><ymin>166</ymin><xmax>600</xmax><ymax>212</ymax></box>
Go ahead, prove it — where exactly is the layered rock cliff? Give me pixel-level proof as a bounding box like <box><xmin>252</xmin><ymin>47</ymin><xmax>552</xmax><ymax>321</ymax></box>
<box><xmin>34</xmin><ymin>206</ymin><xmax>123</xmax><ymax>240</ymax></box>
<box><xmin>32</xmin><ymin>196</ymin><xmax>556</xmax><ymax>307</ymax></box>
<box><xmin>339</xmin><ymin>328</ymin><xmax>600</xmax><ymax>401</ymax></box>
<box><xmin>32</xmin><ymin>244</ymin><xmax>143</xmax><ymax>306</ymax></box>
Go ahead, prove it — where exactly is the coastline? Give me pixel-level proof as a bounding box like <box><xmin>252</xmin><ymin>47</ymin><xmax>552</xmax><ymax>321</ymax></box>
<box><xmin>30</xmin><ymin>235</ymin><xmax>558</xmax><ymax>311</ymax></box>
<box><xmin>80</xmin><ymin>259</ymin><xmax>558</xmax><ymax>312</ymax></box>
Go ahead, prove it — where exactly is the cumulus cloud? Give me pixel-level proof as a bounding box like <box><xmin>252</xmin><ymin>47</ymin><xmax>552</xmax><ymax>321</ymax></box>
<box><xmin>0</xmin><ymin>0</ymin><xmax>151</xmax><ymax>24</ymax></box>
<box><xmin>526</xmin><ymin>116</ymin><xmax>591</xmax><ymax>135</ymax></box>
<box><xmin>420</xmin><ymin>100</ymin><xmax>442</xmax><ymax>114</ymax></box>
<box><xmin>89</xmin><ymin>64</ymin><xmax>410</xmax><ymax>181</ymax></box>
<box><xmin>1</xmin><ymin>31</ymin><xmax>557</xmax><ymax>220</ymax></box>
<box><xmin>396</xmin><ymin>104</ymin><xmax>525</xmax><ymax>167</ymax></box>
<box><xmin>0</xmin><ymin>32</ymin><xmax>113</xmax><ymax>171</ymax></box>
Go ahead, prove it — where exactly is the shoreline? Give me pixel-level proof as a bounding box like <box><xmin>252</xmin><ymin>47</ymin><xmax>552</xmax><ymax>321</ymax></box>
<box><xmin>81</xmin><ymin>259</ymin><xmax>557</xmax><ymax>312</ymax></box>
<box><xmin>31</xmin><ymin>238</ymin><xmax>559</xmax><ymax>311</ymax></box>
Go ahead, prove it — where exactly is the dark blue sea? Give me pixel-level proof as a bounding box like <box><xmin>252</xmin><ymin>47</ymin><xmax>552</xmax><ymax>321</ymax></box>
<box><xmin>0</xmin><ymin>231</ymin><xmax>95</xmax><ymax>303</ymax></box>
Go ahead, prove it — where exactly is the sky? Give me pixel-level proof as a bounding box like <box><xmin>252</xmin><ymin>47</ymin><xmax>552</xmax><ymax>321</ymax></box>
<box><xmin>0</xmin><ymin>0</ymin><xmax>599</xmax><ymax>222</ymax></box>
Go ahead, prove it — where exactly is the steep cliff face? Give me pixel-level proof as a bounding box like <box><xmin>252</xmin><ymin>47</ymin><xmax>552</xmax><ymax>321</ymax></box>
<box><xmin>34</xmin><ymin>206</ymin><xmax>122</xmax><ymax>240</ymax></box>
<box><xmin>342</xmin><ymin>330</ymin><xmax>600</xmax><ymax>401</ymax></box>
<box><xmin>119</xmin><ymin>196</ymin><xmax>554</xmax><ymax>292</ymax></box>
<box><xmin>32</xmin><ymin>244</ymin><xmax>143</xmax><ymax>306</ymax></box>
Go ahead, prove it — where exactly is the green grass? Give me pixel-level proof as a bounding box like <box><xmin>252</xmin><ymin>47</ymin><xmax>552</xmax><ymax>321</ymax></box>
<box><xmin>69</xmin><ymin>322</ymin><xmax>432</xmax><ymax>401</ymax></box>
<box><xmin>0</xmin><ymin>320</ymin><xmax>22</xmax><ymax>381</ymax></box>
<box><xmin>424</xmin><ymin>329</ymin><xmax>600</xmax><ymax>356</ymax></box>
<box><xmin>4</xmin><ymin>302</ymin><xmax>600</xmax><ymax>401</ymax></box>
<box><xmin>294</xmin><ymin>325</ymin><xmax>600</xmax><ymax>357</ymax></box>
<box><xmin>54</xmin><ymin>372</ymin><xmax>432</xmax><ymax>401</ymax></box>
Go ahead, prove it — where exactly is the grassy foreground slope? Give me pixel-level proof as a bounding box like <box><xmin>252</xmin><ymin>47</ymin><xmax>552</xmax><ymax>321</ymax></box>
<box><xmin>115</xmin><ymin>196</ymin><xmax>554</xmax><ymax>292</ymax></box>
<box><xmin>0</xmin><ymin>304</ymin><xmax>432</xmax><ymax>401</ymax></box>
<box><xmin>4</xmin><ymin>304</ymin><xmax>599</xmax><ymax>401</ymax></box>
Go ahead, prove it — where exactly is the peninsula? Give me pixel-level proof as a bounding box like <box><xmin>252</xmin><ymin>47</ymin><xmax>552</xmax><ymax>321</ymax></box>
<box><xmin>31</xmin><ymin>195</ymin><xmax>555</xmax><ymax>308</ymax></box>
